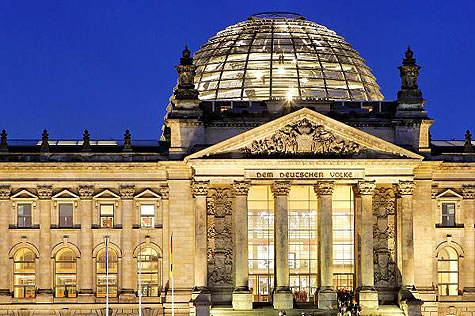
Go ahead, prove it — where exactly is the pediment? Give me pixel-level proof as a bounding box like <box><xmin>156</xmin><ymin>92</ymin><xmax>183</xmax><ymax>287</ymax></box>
<box><xmin>187</xmin><ymin>108</ymin><xmax>422</xmax><ymax>160</ymax></box>
<box><xmin>436</xmin><ymin>189</ymin><xmax>463</xmax><ymax>199</ymax></box>
<box><xmin>93</xmin><ymin>189</ymin><xmax>120</xmax><ymax>199</ymax></box>
<box><xmin>134</xmin><ymin>189</ymin><xmax>161</xmax><ymax>199</ymax></box>
<box><xmin>11</xmin><ymin>189</ymin><xmax>38</xmax><ymax>200</ymax></box>
<box><xmin>52</xmin><ymin>189</ymin><xmax>79</xmax><ymax>200</ymax></box>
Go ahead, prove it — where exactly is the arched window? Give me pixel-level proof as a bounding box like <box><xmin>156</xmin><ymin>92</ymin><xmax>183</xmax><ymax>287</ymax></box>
<box><xmin>54</xmin><ymin>248</ymin><xmax>77</xmax><ymax>297</ymax></box>
<box><xmin>96</xmin><ymin>248</ymin><xmax>118</xmax><ymax>297</ymax></box>
<box><xmin>13</xmin><ymin>248</ymin><xmax>36</xmax><ymax>298</ymax></box>
<box><xmin>137</xmin><ymin>247</ymin><xmax>161</xmax><ymax>297</ymax></box>
<box><xmin>438</xmin><ymin>246</ymin><xmax>459</xmax><ymax>296</ymax></box>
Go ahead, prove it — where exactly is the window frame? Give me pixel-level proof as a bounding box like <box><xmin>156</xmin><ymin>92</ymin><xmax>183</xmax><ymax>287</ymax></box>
<box><xmin>52</xmin><ymin>190</ymin><xmax>79</xmax><ymax>229</ymax></box>
<box><xmin>58</xmin><ymin>203</ymin><xmax>75</xmax><ymax>228</ymax></box>
<box><xmin>134</xmin><ymin>190</ymin><xmax>161</xmax><ymax>229</ymax></box>
<box><xmin>437</xmin><ymin>246</ymin><xmax>459</xmax><ymax>296</ymax></box>
<box><xmin>99</xmin><ymin>204</ymin><xmax>115</xmax><ymax>228</ymax></box>
<box><xmin>54</xmin><ymin>248</ymin><xmax>78</xmax><ymax>298</ymax></box>
<box><xmin>435</xmin><ymin>189</ymin><xmax>462</xmax><ymax>228</ymax></box>
<box><xmin>16</xmin><ymin>203</ymin><xmax>33</xmax><ymax>229</ymax></box>
<box><xmin>136</xmin><ymin>246</ymin><xmax>162</xmax><ymax>297</ymax></box>
<box><xmin>13</xmin><ymin>248</ymin><xmax>37</xmax><ymax>299</ymax></box>
<box><xmin>11</xmin><ymin>190</ymin><xmax>38</xmax><ymax>229</ymax></box>
<box><xmin>95</xmin><ymin>248</ymin><xmax>119</xmax><ymax>298</ymax></box>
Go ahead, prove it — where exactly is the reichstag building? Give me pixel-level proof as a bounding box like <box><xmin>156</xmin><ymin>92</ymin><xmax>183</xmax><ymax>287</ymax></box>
<box><xmin>0</xmin><ymin>12</ymin><xmax>474</xmax><ymax>316</ymax></box>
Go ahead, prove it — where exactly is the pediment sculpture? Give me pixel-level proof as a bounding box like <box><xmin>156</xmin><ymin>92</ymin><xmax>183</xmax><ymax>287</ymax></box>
<box><xmin>243</xmin><ymin>118</ymin><xmax>363</xmax><ymax>157</ymax></box>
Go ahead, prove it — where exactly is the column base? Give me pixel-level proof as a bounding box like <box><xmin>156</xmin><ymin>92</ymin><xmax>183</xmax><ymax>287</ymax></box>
<box><xmin>192</xmin><ymin>288</ymin><xmax>211</xmax><ymax>316</ymax></box>
<box><xmin>119</xmin><ymin>288</ymin><xmax>136</xmax><ymax>302</ymax></box>
<box><xmin>273</xmin><ymin>288</ymin><xmax>293</xmax><ymax>310</ymax></box>
<box><xmin>357</xmin><ymin>287</ymin><xmax>379</xmax><ymax>310</ymax></box>
<box><xmin>463</xmin><ymin>287</ymin><xmax>475</xmax><ymax>300</ymax></box>
<box><xmin>36</xmin><ymin>288</ymin><xmax>53</xmax><ymax>303</ymax></box>
<box><xmin>398</xmin><ymin>286</ymin><xmax>419</xmax><ymax>302</ymax></box>
<box><xmin>232</xmin><ymin>289</ymin><xmax>252</xmax><ymax>310</ymax></box>
<box><xmin>78</xmin><ymin>289</ymin><xmax>95</xmax><ymax>303</ymax></box>
<box><xmin>0</xmin><ymin>289</ymin><xmax>10</xmax><ymax>303</ymax></box>
<box><xmin>318</xmin><ymin>288</ymin><xmax>337</xmax><ymax>310</ymax></box>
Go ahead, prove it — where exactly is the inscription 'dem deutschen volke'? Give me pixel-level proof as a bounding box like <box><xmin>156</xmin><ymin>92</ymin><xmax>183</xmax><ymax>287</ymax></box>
<box><xmin>245</xmin><ymin>169</ymin><xmax>364</xmax><ymax>179</ymax></box>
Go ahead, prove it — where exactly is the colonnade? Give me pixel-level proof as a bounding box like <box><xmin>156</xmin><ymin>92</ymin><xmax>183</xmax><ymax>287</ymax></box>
<box><xmin>191</xmin><ymin>179</ymin><xmax>416</xmax><ymax>311</ymax></box>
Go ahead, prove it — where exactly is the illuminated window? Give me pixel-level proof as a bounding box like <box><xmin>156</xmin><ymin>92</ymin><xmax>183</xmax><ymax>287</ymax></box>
<box><xmin>140</xmin><ymin>204</ymin><xmax>155</xmax><ymax>228</ymax></box>
<box><xmin>100</xmin><ymin>204</ymin><xmax>114</xmax><ymax>228</ymax></box>
<box><xmin>248</xmin><ymin>185</ymin><xmax>274</xmax><ymax>302</ymax></box>
<box><xmin>288</xmin><ymin>186</ymin><xmax>318</xmax><ymax>302</ymax></box>
<box><xmin>438</xmin><ymin>246</ymin><xmax>458</xmax><ymax>296</ymax></box>
<box><xmin>17</xmin><ymin>203</ymin><xmax>32</xmax><ymax>228</ymax></box>
<box><xmin>137</xmin><ymin>247</ymin><xmax>161</xmax><ymax>297</ymax></box>
<box><xmin>58</xmin><ymin>203</ymin><xmax>73</xmax><ymax>228</ymax></box>
<box><xmin>96</xmin><ymin>248</ymin><xmax>118</xmax><ymax>297</ymax></box>
<box><xmin>332</xmin><ymin>185</ymin><xmax>354</xmax><ymax>290</ymax></box>
<box><xmin>13</xmin><ymin>248</ymin><xmax>36</xmax><ymax>298</ymax></box>
<box><xmin>441</xmin><ymin>203</ymin><xmax>456</xmax><ymax>227</ymax></box>
<box><xmin>54</xmin><ymin>248</ymin><xmax>77</xmax><ymax>297</ymax></box>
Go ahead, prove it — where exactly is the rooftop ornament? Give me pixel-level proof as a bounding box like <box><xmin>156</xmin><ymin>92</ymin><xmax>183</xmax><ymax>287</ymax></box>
<box><xmin>123</xmin><ymin>129</ymin><xmax>132</xmax><ymax>152</ymax></box>
<box><xmin>465</xmin><ymin>130</ymin><xmax>474</xmax><ymax>153</ymax></box>
<box><xmin>249</xmin><ymin>12</ymin><xmax>305</xmax><ymax>20</ymax></box>
<box><xmin>40</xmin><ymin>129</ymin><xmax>49</xmax><ymax>153</ymax></box>
<box><xmin>0</xmin><ymin>129</ymin><xmax>7</xmax><ymax>152</ymax></box>
<box><xmin>82</xmin><ymin>129</ymin><xmax>91</xmax><ymax>152</ymax></box>
<box><xmin>398</xmin><ymin>46</ymin><xmax>423</xmax><ymax>104</ymax></box>
<box><xmin>174</xmin><ymin>45</ymin><xmax>199</xmax><ymax>100</ymax></box>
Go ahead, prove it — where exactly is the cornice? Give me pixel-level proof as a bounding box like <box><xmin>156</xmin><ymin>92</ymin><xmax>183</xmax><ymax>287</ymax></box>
<box><xmin>0</xmin><ymin>161</ymin><xmax>185</xmax><ymax>172</ymax></box>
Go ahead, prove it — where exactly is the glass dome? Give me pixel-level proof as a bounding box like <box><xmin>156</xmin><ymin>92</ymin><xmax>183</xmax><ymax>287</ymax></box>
<box><xmin>193</xmin><ymin>13</ymin><xmax>384</xmax><ymax>101</ymax></box>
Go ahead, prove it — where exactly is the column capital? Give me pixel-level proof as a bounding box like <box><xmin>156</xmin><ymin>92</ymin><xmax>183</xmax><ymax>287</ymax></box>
<box><xmin>37</xmin><ymin>185</ymin><xmax>53</xmax><ymax>200</ymax></box>
<box><xmin>119</xmin><ymin>185</ymin><xmax>135</xmax><ymax>200</ymax></box>
<box><xmin>462</xmin><ymin>185</ymin><xmax>475</xmax><ymax>199</ymax></box>
<box><xmin>357</xmin><ymin>180</ymin><xmax>376</xmax><ymax>196</ymax></box>
<box><xmin>396</xmin><ymin>180</ymin><xmax>415</xmax><ymax>196</ymax></box>
<box><xmin>191</xmin><ymin>180</ymin><xmax>209</xmax><ymax>197</ymax></box>
<box><xmin>78</xmin><ymin>185</ymin><xmax>94</xmax><ymax>200</ymax></box>
<box><xmin>314</xmin><ymin>181</ymin><xmax>334</xmax><ymax>196</ymax></box>
<box><xmin>160</xmin><ymin>185</ymin><xmax>170</xmax><ymax>200</ymax></box>
<box><xmin>271</xmin><ymin>180</ymin><xmax>291</xmax><ymax>197</ymax></box>
<box><xmin>0</xmin><ymin>185</ymin><xmax>11</xmax><ymax>200</ymax></box>
<box><xmin>233</xmin><ymin>180</ymin><xmax>251</xmax><ymax>196</ymax></box>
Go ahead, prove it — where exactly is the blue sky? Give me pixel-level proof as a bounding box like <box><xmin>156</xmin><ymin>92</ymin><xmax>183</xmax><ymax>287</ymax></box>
<box><xmin>0</xmin><ymin>0</ymin><xmax>474</xmax><ymax>140</ymax></box>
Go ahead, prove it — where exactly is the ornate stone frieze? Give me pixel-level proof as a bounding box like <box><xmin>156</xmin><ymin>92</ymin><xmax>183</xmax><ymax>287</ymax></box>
<box><xmin>191</xmin><ymin>180</ymin><xmax>210</xmax><ymax>197</ymax></box>
<box><xmin>232</xmin><ymin>180</ymin><xmax>250</xmax><ymax>196</ymax></box>
<box><xmin>271</xmin><ymin>180</ymin><xmax>291</xmax><ymax>196</ymax></box>
<box><xmin>314</xmin><ymin>181</ymin><xmax>335</xmax><ymax>196</ymax></box>
<box><xmin>242</xmin><ymin>118</ymin><xmax>363</xmax><ymax>157</ymax></box>
<box><xmin>462</xmin><ymin>185</ymin><xmax>475</xmax><ymax>199</ymax></box>
<box><xmin>0</xmin><ymin>185</ymin><xmax>11</xmax><ymax>200</ymax></box>
<box><xmin>372</xmin><ymin>187</ymin><xmax>397</xmax><ymax>288</ymax></box>
<box><xmin>357</xmin><ymin>180</ymin><xmax>376</xmax><ymax>195</ymax></box>
<box><xmin>397</xmin><ymin>180</ymin><xmax>415</xmax><ymax>195</ymax></box>
<box><xmin>37</xmin><ymin>185</ymin><xmax>53</xmax><ymax>200</ymax></box>
<box><xmin>119</xmin><ymin>185</ymin><xmax>135</xmax><ymax>199</ymax></box>
<box><xmin>78</xmin><ymin>185</ymin><xmax>94</xmax><ymax>200</ymax></box>
<box><xmin>160</xmin><ymin>185</ymin><xmax>170</xmax><ymax>200</ymax></box>
<box><xmin>207</xmin><ymin>187</ymin><xmax>233</xmax><ymax>288</ymax></box>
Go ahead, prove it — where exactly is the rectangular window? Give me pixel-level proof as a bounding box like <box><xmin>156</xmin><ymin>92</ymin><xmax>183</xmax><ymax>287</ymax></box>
<box><xmin>140</xmin><ymin>204</ymin><xmax>155</xmax><ymax>228</ymax></box>
<box><xmin>100</xmin><ymin>204</ymin><xmax>114</xmax><ymax>228</ymax></box>
<box><xmin>17</xmin><ymin>204</ymin><xmax>32</xmax><ymax>228</ymax></box>
<box><xmin>59</xmin><ymin>203</ymin><xmax>73</xmax><ymax>228</ymax></box>
<box><xmin>442</xmin><ymin>203</ymin><xmax>456</xmax><ymax>227</ymax></box>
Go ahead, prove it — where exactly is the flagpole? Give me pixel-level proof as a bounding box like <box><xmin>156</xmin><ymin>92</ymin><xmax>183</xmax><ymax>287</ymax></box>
<box><xmin>105</xmin><ymin>235</ymin><xmax>110</xmax><ymax>316</ymax></box>
<box><xmin>171</xmin><ymin>233</ymin><xmax>174</xmax><ymax>316</ymax></box>
<box><xmin>138</xmin><ymin>237</ymin><xmax>142</xmax><ymax>316</ymax></box>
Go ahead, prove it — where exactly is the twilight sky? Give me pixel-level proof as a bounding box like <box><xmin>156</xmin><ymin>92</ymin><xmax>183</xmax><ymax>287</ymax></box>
<box><xmin>0</xmin><ymin>0</ymin><xmax>474</xmax><ymax>140</ymax></box>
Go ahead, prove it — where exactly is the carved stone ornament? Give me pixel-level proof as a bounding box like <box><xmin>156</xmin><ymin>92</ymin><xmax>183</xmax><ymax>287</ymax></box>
<box><xmin>207</xmin><ymin>187</ymin><xmax>233</xmax><ymax>288</ymax></box>
<box><xmin>232</xmin><ymin>180</ymin><xmax>250</xmax><ymax>196</ymax></box>
<box><xmin>78</xmin><ymin>185</ymin><xmax>94</xmax><ymax>200</ymax></box>
<box><xmin>0</xmin><ymin>185</ymin><xmax>11</xmax><ymax>200</ymax></box>
<box><xmin>462</xmin><ymin>185</ymin><xmax>475</xmax><ymax>199</ymax></box>
<box><xmin>191</xmin><ymin>180</ymin><xmax>209</xmax><ymax>197</ymax></box>
<box><xmin>431</xmin><ymin>185</ymin><xmax>439</xmax><ymax>199</ymax></box>
<box><xmin>373</xmin><ymin>187</ymin><xmax>397</xmax><ymax>288</ymax></box>
<box><xmin>37</xmin><ymin>185</ymin><xmax>53</xmax><ymax>199</ymax></box>
<box><xmin>119</xmin><ymin>185</ymin><xmax>135</xmax><ymax>199</ymax></box>
<box><xmin>397</xmin><ymin>180</ymin><xmax>415</xmax><ymax>195</ymax></box>
<box><xmin>357</xmin><ymin>180</ymin><xmax>376</xmax><ymax>195</ymax></box>
<box><xmin>271</xmin><ymin>180</ymin><xmax>291</xmax><ymax>196</ymax></box>
<box><xmin>314</xmin><ymin>181</ymin><xmax>334</xmax><ymax>196</ymax></box>
<box><xmin>243</xmin><ymin>118</ymin><xmax>363</xmax><ymax>157</ymax></box>
<box><xmin>160</xmin><ymin>185</ymin><xmax>170</xmax><ymax>200</ymax></box>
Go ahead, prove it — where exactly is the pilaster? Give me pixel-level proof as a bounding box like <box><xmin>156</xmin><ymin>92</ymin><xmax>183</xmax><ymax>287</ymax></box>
<box><xmin>0</xmin><ymin>185</ymin><xmax>11</xmax><ymax>299</ymax></box>
<box><xmin>37</xmin><ymin>185</ymin><xmax>53</xmax><ymax>301</ymax></box>
<box><xmin>78</xmin><ymin>185</ymin><xmax>94</xmax><ymax>301</ymax></box>
<box><xmin>462</xmin><ymin>185</ymin><xmax>475</xmax><ymax>297</ymax></box>
<box><xmin>119</xmin><ymin>185</ymin><xmax>136</xmax><ymax>301</ymax></box>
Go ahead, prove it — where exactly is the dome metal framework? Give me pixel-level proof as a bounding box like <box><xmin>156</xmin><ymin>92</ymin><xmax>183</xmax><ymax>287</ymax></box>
<box><xmin>193</xmin><ymin>14</ymin><xmax>384</xmax><ymax>101</ymax></box>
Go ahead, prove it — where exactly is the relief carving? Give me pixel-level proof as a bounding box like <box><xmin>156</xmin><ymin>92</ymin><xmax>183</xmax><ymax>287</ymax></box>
<box><xmin>207</xmin><ymin>188</ymin><xmax>233</xmax><ymax>287</ymax></box>
<box><xmin>373</xmin><ymin>187</ymin><xmax>397</xmax><ymax>288</ymax></box>
<box><xmin>243</xmin><ymin>118</ymin><xmax>363</xmax><ymax>157</ymax></box>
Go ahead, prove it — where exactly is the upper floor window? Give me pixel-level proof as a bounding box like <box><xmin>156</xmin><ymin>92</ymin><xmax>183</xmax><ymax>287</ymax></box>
<box><xmin>140</xmin><ymin>204</ymin><xmax>155</xmax><ymax>228</ymax></box>
<box><xmin>17</xmin><ymin>203</ymin><xmax>32</xmax><ymax>228</ymax></box>
<box><xmin>54</xmin><ymin>248</ymin><xmax>77</xmax><ymax>298</ymax></box>
<box><xmin>59</xmin><ymin>203</ymin><xmax>73</xmax><ymax>228</ymax></box>
<box><xmin>441</xmin><ymin>203</ymin><xmax>456</xmax><ymax>227</ymax></box>
<box><xmin>100</xmin><ymin>204</ymin><xmax>114</xmax><ymax>228</ymax></box>
<box><xmin>13</xmin><ymin>248</ymin><xmax>36</xmax><ymax>298</ymax></box>
<box><xmin>438</xmin><ymin>246</ymin><xmax>459</xmax><ymax>296</ymax></box>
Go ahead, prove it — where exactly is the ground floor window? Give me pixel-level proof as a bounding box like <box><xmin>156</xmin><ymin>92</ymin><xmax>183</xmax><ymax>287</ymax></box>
<box><xmin>137</xmin><ymin>247</ymin><xmax>161</xmax><ymax>297</ymax></box>
<box><xmin>333</xmin><ymin>273</ymin><xmax>354</xmax><ymax>291</ymax></box>
<box><xmin>438</xmin><ymin>246</ymin><xmax>458</xmax><ymax>296</ymax></box>
<box><xmin>54</xmin><ymin>248</ymin><xmax>77</xmax><ymax>298</ymax></box>
<box><xmin>13</xmin><ymin>248</ymin><xmax>36</xmax><ymax>298</ymax></box>
<box><xmin>96</xmin><ymin>248</ymin><xmax>118</xmax><ymax>297</ymax></box>
<box><xmin>249</xmin><ymin>274</ymin><xmax>274</xmax><ymax>303</ymax></box>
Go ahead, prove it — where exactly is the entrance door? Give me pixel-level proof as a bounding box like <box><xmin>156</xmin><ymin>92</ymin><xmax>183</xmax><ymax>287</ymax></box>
<box><xmin>249</xmin><ymin>274</ymin><xmax>274</xmax><ymax>302</ymax></box>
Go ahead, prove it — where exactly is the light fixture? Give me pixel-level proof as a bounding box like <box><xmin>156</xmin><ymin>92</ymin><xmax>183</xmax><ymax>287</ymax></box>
<box><xmin>286</xmin><ymin>87</ymin><xmax>296</xmax><ymax>101</ymax></box>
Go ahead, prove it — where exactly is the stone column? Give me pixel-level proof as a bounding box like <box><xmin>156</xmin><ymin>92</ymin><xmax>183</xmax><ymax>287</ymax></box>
<box><xmin>78</xmin><ymin>185</ymin><xmax>94</xmax><ymax>301</ymax></box>
<box><xmin>396</xmin><ymin>180</ymin><xmax>417</xmax><ymax>299</ymax></box>
<box><xmin>37</xmin><ymin>185</ymin><xmax>53</xmax><ymax>301</ymax></box>
<box><xmin>160</xmin><ymin>185</ymin><xmax>170</xmax><ymax>297</ymax></box>
<box><xmin>462</xmin><ymin>185</ymin><xmax>475</xmax><ymax>297</ymax></box>
<box><xmin>232</xmin><ymin>180</ymin><xmax>252</xmax><ymax>310</ymax></box>
<box><xmin>272</xmin><ymin>180</ymin><xmax>293</xmax><ymax>310</ymax></box>
<box><xmin>356</xmin><ymin>180</ymin><xmax>378</xmax><ymax>309</ymax></box>
<box><xmin>315</xmin><ymin>181</ymin><xmax>337</xmax><ymax>310</ymax></box>
<box><xmin>120</xmin><ymin>185</ymin><xmax>135</xmax><ymax>300</ymax></box>
<box><xmin>191</xmin><ymin>180</ymin><xmax>209</xmax><ymax>292</ymax></box>
<box><xmin>0</xmin><ymin>185</ymin><xmax>11</xmax><ymax>299</ymax></box>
